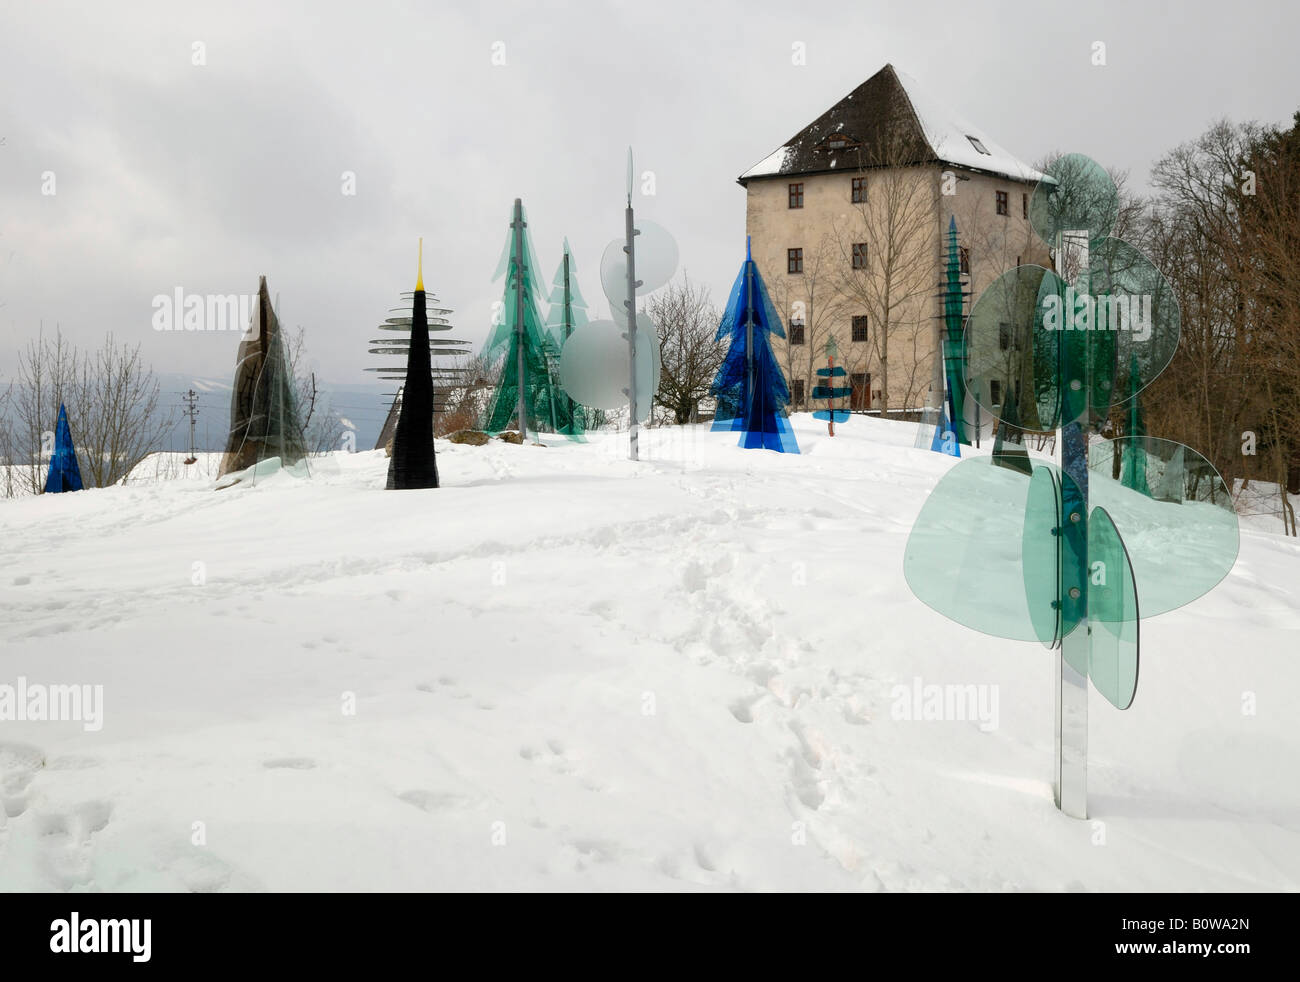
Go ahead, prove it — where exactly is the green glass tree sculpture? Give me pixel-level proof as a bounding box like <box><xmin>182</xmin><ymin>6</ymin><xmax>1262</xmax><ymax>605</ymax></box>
<box><xmin>482</xmin><ymin>200</ymin><xmax>569</xmax><ymax>438</ymax></box>
<box><xmin>941</xmin><ymin>216</ymin><xmax>969</xmax><ymax>446</ymax></box>
<box><xmin>543</xmin><ymin>239</ymin><xmax>587</xmax><ymax>439</ymax></box>
<box><xmin>904</xmin><ymin>152</ymin><xmax>1239</xmax><ymax>819</ymax></box>
<box><xmin>1120</xmin><ymin>352</ymin><xmax>1151</xmax><ymax>495</ymax></box>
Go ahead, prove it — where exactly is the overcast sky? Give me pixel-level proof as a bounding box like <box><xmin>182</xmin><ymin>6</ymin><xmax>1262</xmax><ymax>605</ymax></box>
<box><xmin>1</xmin><ymin>0</ymin><xmax>1296</xmax><ymax>387</ymax></box>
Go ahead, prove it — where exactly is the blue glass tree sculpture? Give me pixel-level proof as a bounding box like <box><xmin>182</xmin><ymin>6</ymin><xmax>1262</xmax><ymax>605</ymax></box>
<box><xmin>710</xmin><ymin>238</ymin><xmax>799</xmax><ymax>454</ymax></box>
<box><xmin>43</xmin><ymin>403</ymin><xmax>83</xmax><ymax>493</ymax></box>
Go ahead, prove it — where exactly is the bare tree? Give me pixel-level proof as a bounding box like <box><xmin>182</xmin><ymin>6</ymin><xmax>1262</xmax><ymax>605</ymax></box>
<box><xmin>1239</xmin><ymin>112</ymin><xmax>1300</xmax><ymax>533</ymax></box>
<box><xmin>15</xmin><ymin>329</ymin><xmax>173</xmax><ymax>490</ymax></box>
<box><xmin>284</xmin><ymin>325</ymin><xmax>345</xmax><ymax>454</ymax></box>
<box><xmin>646</xmin><ymin>274</ymin><xmax>725</xmax><ymax>424</ymax></box>
<box><xmin>1144</xmin><ymin>121</ymin><xmax>1264</xmax><ymax>484</ymax></box>
<box><xmin>0</xmin><ymin>382</ymin><xmax>16</xmax><ymax>498</ymax></box>
<box><xmin>14</xmin><ymin>328</ymin><xmax>82</xmax><ymax>493</ymax></box>
<box><xmin>436</xmin><ymin>351</ymin><xmax>500</xmax><ymax>436</ymax></box>
<box><xmin>765</xmin><ymin>234</ymin><xmax>844</xmax><ymax>412</ymax></box>
<box><xmin>831</xmin><ymin>135</ymin><xmax>938</xmax><ymax>412</ymax></box>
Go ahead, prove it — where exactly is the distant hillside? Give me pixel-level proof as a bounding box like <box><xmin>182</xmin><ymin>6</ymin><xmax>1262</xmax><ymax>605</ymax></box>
<box><xmin>152</xmin><ymin>373</ymin><xmax>394</xmax><ymax>453</ymax></box>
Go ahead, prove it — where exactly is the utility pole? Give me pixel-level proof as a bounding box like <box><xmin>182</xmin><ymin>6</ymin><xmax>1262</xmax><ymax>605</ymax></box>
<box><xmin>182</xmin><ymin>389</ymin><xmax>200</xmax><ymax>465</ymax></box>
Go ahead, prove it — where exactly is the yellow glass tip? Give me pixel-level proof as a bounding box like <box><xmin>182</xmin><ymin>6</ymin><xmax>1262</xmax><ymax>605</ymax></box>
<box><xmin>416</xmin><ymin>238</ymin><xmax>424</xmax><ymax>291</ymax></box>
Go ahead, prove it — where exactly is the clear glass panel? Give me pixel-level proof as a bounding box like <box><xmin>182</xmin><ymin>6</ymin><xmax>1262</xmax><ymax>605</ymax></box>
<box><xmin>903</xmin><ymin>456</ymin><xmax>1039</xmax><ymax>641</ymax></box>
<box><xmin>1088</xmin><ymin>437</ymin><xmax>1239</xmax><ymax>618</ymax></box>
<box><xmin>557</xmin><ymin>316</ymin><xmax>658</xmax><ymax>421</ymax></box>
<box><xmin>1087</xmin><ymin>505</ymin><xmax>1140</xmax><ymax>710</ymax></box>
<box><xmin>1029</xmin><ymin>153</ymin><xmax>1117</xmax><ymax>247</ymax></box>
<box><xmin>1022</xmin><ymin>465</ymin><xmax>1061</xmax><ymax>648</ymax></box>
<box><xmin>964</xmin><ymin>264</ymin><xmax>1065</xmax><ymax>431</ymax></box>
<box><xmin>557</xmin><ymin>319</ymin><xmax>629</xmax><ymax>410</ymax></box>
<box><xmin>1087</xmin><ymin>236</ymin><xmax>1181</xmax><ymax>413</ymax></box>
<box><xmin>599</xmin><ymin>221</ymin><xmax>679</xmax><ymax>310</ymax></box>
<box><xmin>632</xmin><ymin>220</ymin><xmax>679</xmax><ymax>295</ymax></box>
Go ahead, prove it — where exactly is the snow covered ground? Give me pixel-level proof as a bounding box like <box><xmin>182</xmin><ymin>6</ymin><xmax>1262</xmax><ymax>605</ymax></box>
<box><xmin>1</xmin><ymin>415</ymin><xmax>1297</xmax><ymax>891</ymax></box>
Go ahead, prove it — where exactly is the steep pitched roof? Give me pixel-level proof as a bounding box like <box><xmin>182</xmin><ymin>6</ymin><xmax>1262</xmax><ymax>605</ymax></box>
<box><xmin>738</xmin><ymin>64</ymin><xmax>1043</xmax><ymax>186</ymax></box>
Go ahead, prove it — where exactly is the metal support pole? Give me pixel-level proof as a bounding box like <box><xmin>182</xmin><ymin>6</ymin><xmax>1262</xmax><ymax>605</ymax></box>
<box><xmin>512</xmin><ymin>198</ymin><xmax>528</xmax><ymax>441</ymax></box>
<box><xmin>625</xmin><ymin>153</ymin><xmax>641</xmax><ymax>461</ymax></box>
<box><xmin>1055</xmin><ymin>231</ymin><xmax>1089</xmax><ymax>819</ymax></box>
<box><xmin>564</xmin><ymin>250</ymin><xmax>575</xmax><ymax>427</ymax></box>
<box><xmin>828</xmin><ymin>353</ymin><xmax>835</xmax><ymax>437</ymax></box>
<box><xmin>745</xmin><ymin>249</ymin><xmax>755</xmax><ymax>430</ymax></box>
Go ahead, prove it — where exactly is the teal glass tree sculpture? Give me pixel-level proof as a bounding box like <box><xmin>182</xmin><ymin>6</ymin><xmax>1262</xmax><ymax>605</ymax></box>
<box><xmin>543</xmin><ymin>239</ymin><xmax>587</xmax><ymax>439</ymax></box>
<box><xmin>812</xmin><ymin>336</ymin><xmax>850</xmax><ymax>436</ymax></box>
<box><xmin>941</xmin><ymin>216</ymin><xmax>970</xmax><ymax>446</ymax></box>
<box><xmin>482</xmin><ymin>199</ymin><xmax>568</xmax><ymax>438</ymax></box>
<box><xmin>903</xmin><ymin>153</ymin><xmax>1239</xmax><ymax>818</ymax></box>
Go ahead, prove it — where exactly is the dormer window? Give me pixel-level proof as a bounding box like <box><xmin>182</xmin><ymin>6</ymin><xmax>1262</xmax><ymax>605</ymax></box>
<box><xmin>967</xmin><ymin>135</ymin><xmax>991</xmax><ymax>155</ymax></box>
<box><xmin>815</xmin><ymin>133</ymin><xmax>860</xmax><ymax>154</ymax></box>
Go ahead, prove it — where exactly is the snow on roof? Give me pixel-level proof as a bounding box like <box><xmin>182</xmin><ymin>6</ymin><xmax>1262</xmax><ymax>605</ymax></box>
<box><xmin>739</xmin><ymin>64</ymin><xmax>1044</xmax><ymax>186</ymax></box>
<box><xmin>891</xmin><ymin>68</ymin><xmax>1044</xmax><ymax>183</ymax></box>
<box><xmin>741</xmin><ymin>145</ymin><xmax>794</xmax><ymax>179</ymax></box>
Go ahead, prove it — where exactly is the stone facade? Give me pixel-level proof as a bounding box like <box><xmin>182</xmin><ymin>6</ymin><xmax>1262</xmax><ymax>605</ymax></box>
<box><xmin>744</xmin><ymin>165</ymin><xmax>1049</xmax><ymax>413</ymax></box>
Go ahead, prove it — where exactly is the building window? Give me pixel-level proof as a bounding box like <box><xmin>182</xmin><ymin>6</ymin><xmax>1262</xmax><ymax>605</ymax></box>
<box><xmin>996</xmin><ymin>190</ymin><xmax>1009</xmax><ymax>216</ymax></box>
<box><xmin>851</xmin><ymin>315</ymin><xmax>868</xmax><ymax>342</ymax></box>
<box><xmin>999</xmin><ymin>322</ymin><xmax>1012</xmax><ymax>351</ymax></box>
<box><xmin>967</xmin><ymin>135</ymin><xmax>990</xmax><ymax>155</ymax></box>
<box><xmin>959</xmin><ymin>247</ymin><xmax>970</xmax><ymax>275</ymax></box>
<box><xmin>989</xmin><ymin>379</ymin><xmax>1002</xmax><ymax>406</ymax></box>
<box><xmin>1022</xmin><ymin>192</ymin><xmax>1029</xmax><ymax>219</ymax></box>
<box><xmin>787</xmin><ymin>248</ymin><xmax>803</xmax><ymax>274</ymax></box>
<box><xmin>789</xmin><ymin>324</ymin><xmax>806</xmax><ymax>345</ymax></box>
<box><xmin>788</xmin><ymin>182</ymin><xmax>804</xmax><ymax>209</ymax></box>
<box><xmin>851</xmin><ymin>177</ymin><xmax>867</xmax><ymax>203</ymax></box>
<box><xmin>851</xmin><ymin>242</ymin><xmax>868</xmax><ymax>269</ymax></box>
